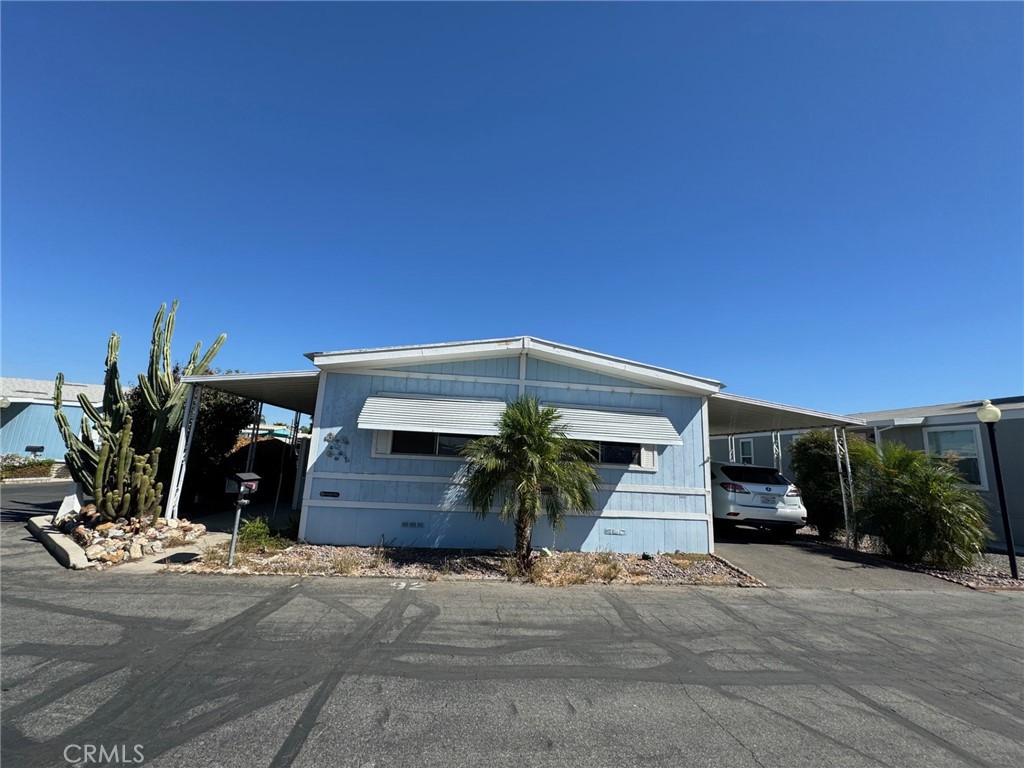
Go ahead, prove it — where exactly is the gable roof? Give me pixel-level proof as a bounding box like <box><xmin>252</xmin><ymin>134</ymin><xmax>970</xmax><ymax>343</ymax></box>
<box><xmin>306</xmin><ymin>336</ymin><xmax>723</xmax><ymax>396</ymax></box>
<box><xmin>1</xmin><ymin>377</ymin><xmax>104</xmax><ymax>405</ymax></box>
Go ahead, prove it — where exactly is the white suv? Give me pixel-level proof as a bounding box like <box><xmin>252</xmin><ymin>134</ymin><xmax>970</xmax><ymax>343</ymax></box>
<box><xmin>710</xmin><ymin>462</ymin><xmax>807</xmax><ymax>537</ymax></box>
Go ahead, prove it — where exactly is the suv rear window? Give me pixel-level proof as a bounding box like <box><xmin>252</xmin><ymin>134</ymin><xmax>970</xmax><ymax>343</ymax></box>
<box><xmin>719</xmin><ymin>465</ymin><xmax>790</xmax><ymax>485</ymax></box>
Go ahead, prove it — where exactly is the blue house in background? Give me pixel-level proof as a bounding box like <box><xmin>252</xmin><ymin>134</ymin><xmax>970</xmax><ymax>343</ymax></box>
<box><xmin>0</xmin><ymin>377</ymin><xmax>103</xmax><ymax>462</ymax></box>
<box><xmin>174</xmin><ymin>336</ymin><xmax>862</xmax><ymax>554</ymax></box>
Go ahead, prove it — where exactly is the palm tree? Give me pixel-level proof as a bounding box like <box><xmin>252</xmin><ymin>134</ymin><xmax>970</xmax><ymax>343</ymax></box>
<box><xmin>861</xmin><ymin>441</ymin><xmax>991</xmax><ymax>569</ymax></box>
<box><xmin>461</xmin><ymin>396</ymin><xmax>601</xmax><ymax>566</ymax></box>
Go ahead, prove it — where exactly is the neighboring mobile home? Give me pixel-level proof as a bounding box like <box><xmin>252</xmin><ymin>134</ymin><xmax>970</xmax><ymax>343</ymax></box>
<box><xmin>171</xmin><ymin>337</ymin><xmax>861</xmax><ymax>554</ymax></box>
<box><xmin>849</xmin><ymin>398</ymin><xmax>1024</xmax><ymax>555</ymax></box>
<box><xmin>0</xmin><ymin>377</ymin><xmax>103</xmax><ymax>462</ymax></box>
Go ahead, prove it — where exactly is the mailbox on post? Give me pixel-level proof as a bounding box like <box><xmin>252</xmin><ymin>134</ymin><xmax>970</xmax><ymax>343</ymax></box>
<box><xmin>225</xmin><ymin>472</ymin><xmax>261</xmax><ymax>496</ymax></box>
<box><xmin>226</xmin><ymin>472</ymin><xmax>261</xmax><ymax>567</ymax></box>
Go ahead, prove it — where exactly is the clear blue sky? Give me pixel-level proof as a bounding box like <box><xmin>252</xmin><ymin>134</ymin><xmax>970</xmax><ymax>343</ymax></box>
<box><xmin>3</xmin><ymin>1</ymin><xmax>1021</xmax><ymax>417</ymax></box>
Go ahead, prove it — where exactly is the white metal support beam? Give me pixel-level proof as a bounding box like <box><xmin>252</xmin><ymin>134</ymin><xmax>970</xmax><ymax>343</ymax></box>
<box><xmin>166</xmin><ymin>385</ymin><xmax>203</xmax><ymax>520</ymax></box>
<box><xmin>833</xmin><ymin>427</ymin><xmax>851</xmax><ymax>548</ymax></box>
<box><xmin>246</xmin><ymin>402</ymin><xmax>263</xmax><ymax>473</ymax></box>
<box><xmin>772</xmin><ymin>431</ymin><xmax>782</xmax><ymax>470</ymax></box>
<box><xmin>841</xmin><ymin>427</ymin><xmax>858</xmax><ymax>548</ymax></box>
<box><xmin>727</xmin><ymin>435</ymin><xmax>736</xmax><ymax>463</ymax></box>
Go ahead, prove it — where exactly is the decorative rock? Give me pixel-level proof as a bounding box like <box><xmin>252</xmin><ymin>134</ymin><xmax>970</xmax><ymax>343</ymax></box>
<box><xmin>152</xmin><ymin>541</ymin><xmax>165</xmax><ymax>553</ymax></box>
<box><xmin>108</xmin><ymin>528</ymin><xmax>126</xmax><ymax>539</ymax></box>
<box><xmin>115</xmin><ymin>517</ymin><xmax>129</xmax><ymax>526</ymax></box>
<box><xmin>129</xmin><ymin>543</ymin><xmax>143</xmax><ymax>560</ymax></box>
<box><xmin>166</xmin><ymin>519</ymin><xmax>180</xmax><ymax>529</ymax></box>
<box><xmin>96</xmin><ymin>522</ymin><xmax>115</xmax><ymax>533</ymax></box>
<box><xmin>99</xmin><ymin>550</ymin><xmax>123</xmax><ymax>564</ymax></box>
<box><xmin>84</xmin><ymin>543</ymin><xmax>106</xmax><ymax>560</ymax></box>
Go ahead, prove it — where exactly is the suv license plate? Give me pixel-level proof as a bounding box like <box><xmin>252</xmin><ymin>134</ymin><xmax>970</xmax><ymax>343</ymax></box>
<box><xmin>760</xmin><ymin>495</ymin><xmax>779</xmax><ymax>505</ymax></box>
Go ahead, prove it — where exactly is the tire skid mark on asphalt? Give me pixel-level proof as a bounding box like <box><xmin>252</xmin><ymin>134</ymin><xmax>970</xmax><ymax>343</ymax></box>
<box><xmin>693</xmin><ymin>589</ymin><xmax>1011</xmax><ymax>767</ymax></box>
<box><xmin>1</xmin><ymin>582</ymin><xmax>312</xmax><ymax>767</ymax></box>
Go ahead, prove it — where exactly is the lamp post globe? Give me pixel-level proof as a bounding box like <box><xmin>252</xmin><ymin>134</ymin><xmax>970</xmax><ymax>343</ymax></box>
<box><xmin>976</xmin><ymin>399</ymin><xmax>1017</xmax><ymax>579</ymax></box>
<box><xmin>976</xmin><ymin>399</ymin><xmax>1001</xmax><ymax>424</ymax></box>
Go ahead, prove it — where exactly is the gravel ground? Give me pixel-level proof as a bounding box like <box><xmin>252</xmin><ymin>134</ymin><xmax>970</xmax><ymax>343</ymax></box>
<box><xmin>172</xmin><ymin>542</ymin><xmax>762</xmax><ymax>587</ymax></box>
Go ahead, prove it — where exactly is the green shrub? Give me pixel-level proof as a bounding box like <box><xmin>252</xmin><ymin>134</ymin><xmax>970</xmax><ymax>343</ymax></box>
<box><xmin>861</xmin><ymin>442</ymin><xmax>990</xmax><ymax>569</ymax></box>
<box><xmin>0</xmin><ymin>456</ymin><xmax>55</xmax><ymax>480</ymax></box>
<box><xmin>238</xmin><ymin>517</ymin><xmax>271</xmax><ymax>548</ymax></box>
<box><xmin>788</xmin><ymin>430</ymin><xmax>877</xmax><ymax>540</ymax></box>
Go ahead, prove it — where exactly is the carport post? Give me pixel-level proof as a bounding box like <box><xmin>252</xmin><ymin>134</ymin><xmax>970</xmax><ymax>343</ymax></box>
<box><xmin>166</xmin><ymin>385</ymin><xmax>203</xmax><ymax>520</ymax></box>
<box><xmin>841</xmin><ymin>428</ymin><xmax>859</xmax><ymax>550</ymax></box>
<box><xmin>727</xmin><ymin>435</ymin><xmax>736</xmax><ymax>463</ymax></box>
<box><xmin>833</xmin><ymin>427</ymin><xmax>850</xmax><ymax>547</ymax></box>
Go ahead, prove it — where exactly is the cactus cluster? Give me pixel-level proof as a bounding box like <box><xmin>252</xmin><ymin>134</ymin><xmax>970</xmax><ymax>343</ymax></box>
<box><xmin>136</xmin><ymin>300</ymin><xmax>225</xmax><ymax>452</ymax></box>
<box><xmin>92</xmin><ymin>415</ymin><xmax>163</xmax><ymax>523</ymax></box>
<box><xmin>53</xmin><ymin>301</ymin><xmax>225</xmax><ymax>521</ymax></box>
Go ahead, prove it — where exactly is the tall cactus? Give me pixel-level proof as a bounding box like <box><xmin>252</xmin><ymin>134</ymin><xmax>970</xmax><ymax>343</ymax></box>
<box><xmin>136</xmin><ymin>300</ymin><xmax>225</xmax><ymax>452</ymax></box>
<box><xmin>92</xmin><ymin>414</ymin><xmax>163</xmax><ymax>523</ymax></box>
<box><xmin>54</xmin><ymin>332</ymin><xmax>128</xmax><ymax>497</ymax></box>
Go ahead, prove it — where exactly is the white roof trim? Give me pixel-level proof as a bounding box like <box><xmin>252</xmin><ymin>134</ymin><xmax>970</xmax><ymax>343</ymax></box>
<box><xmin>357</xmin><ymin>395</ymin><xmax>683</xmax><ymax>445</ymax></box>
<box><xmin>308</xmin><ymin>336</ymin><xmax>721</xmax><ymax>396</ymax></box>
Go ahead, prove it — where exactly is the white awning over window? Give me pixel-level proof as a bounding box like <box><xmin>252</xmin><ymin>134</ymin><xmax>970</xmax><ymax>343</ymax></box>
<box><xmin>357</xmin><ymin>396</ymin><xmax>683</xmax><ymax>445</ymax></box>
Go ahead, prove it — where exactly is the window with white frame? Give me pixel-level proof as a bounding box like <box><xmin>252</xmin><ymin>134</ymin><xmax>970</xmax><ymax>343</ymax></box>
<box><xmin>593</xmin><ymin>442</ymin><xmax>657</xmax><ymax>471</ymax></box>
<box><xmin>739</xmin><ymin>438</ymin><xmax>754</xmax><ymax>465</ymax></box>
<box><xmin>924</xmin><ymin>426</ymin><xmax>987</xmax><ymax>489</ymax></box>
<box><xmin>375</xmin><ymin>431</ymin><xmax>656</xmax><ymax>470</ymax></box>
<box><xmin>375</xmin><ymin>430</ymin><xmax>481</xmax><ymax>459</ymax></box>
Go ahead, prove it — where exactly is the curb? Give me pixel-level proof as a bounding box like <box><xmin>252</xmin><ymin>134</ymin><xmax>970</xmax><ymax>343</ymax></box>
<box><xmin>710</xmin><ymin>553</ymin><xmax>767</xmax><ymax>587</ymax></box>
<box><xmin>27</xmin><ymin>515</ymin><xmax>95</xmax><ymax>570</ymax></box>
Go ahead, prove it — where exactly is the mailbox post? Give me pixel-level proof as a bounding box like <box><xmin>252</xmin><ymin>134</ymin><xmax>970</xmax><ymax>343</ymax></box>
<box><xmin>226</xmin><ymin>472</ymin><xmax>261</xmax><ymax>567</ymax></box>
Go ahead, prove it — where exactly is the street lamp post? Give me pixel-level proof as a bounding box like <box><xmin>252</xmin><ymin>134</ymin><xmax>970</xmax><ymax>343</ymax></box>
<box><xmin>976</xmin><ymin>400</ymin><xmax>1018</xmax><ymax>579</ymax></box>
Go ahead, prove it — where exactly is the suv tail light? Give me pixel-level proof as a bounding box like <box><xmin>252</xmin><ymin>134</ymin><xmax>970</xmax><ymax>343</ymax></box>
<box><xmin>720</xmin><ymin>482</ymin><xmax>750</xmax><ymax>494</ymax></box>
<box><xmin>786</xmin><ymin>487</ymin><xmax>801</xmax><ymax>497</ymax></box>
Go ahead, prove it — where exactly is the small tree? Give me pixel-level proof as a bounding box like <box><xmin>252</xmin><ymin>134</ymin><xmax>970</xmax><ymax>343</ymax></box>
<box><xmin>788</xmin><ymin>429</ymin><xmax>877</xmax><ymax>540</ymax></box>
<box><xmin>860</xmin><ymin>442</ymin><xmax>990</xmax><ymax>569</ymax></box>
<box><xmin>461</xmin><ymin>396</ymin><xmax>601</xmax><ymax>566</ymax></box>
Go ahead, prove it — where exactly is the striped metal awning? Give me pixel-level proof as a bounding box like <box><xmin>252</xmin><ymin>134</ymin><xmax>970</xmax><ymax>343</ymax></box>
<box><xmin>357</xmin><ymin>396</ymin><xmax>683</xmax><ymax>445</ymax></box>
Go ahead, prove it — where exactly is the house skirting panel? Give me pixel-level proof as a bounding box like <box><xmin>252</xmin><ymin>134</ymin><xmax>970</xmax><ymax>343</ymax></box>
<box><xmin>301</xmin><ymin>505</ymin><xmax>710</xmax><ymax>554</ymax></box>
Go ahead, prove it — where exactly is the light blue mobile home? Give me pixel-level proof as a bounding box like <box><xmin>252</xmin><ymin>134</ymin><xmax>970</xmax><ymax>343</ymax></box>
<box><xmin>173</xmin><ymin>337</ymin><xmax>862</xmax><ymax>554</ymax></box>
<box><xmin>301</xmin><ymin>337</ymin><xmax>720</xmax><ymax>554</ymax></box>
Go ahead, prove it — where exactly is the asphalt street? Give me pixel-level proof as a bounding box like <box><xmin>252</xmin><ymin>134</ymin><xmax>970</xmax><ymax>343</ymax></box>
<box><xmin>2</xmin><ymin>482</ymin><xmax>1022</xmax><ymax>768</ymax></box>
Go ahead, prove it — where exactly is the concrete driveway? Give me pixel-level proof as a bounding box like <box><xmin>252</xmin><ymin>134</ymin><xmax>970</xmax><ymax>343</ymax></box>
<box><xmin>2</xmin><ymin>483</ymin><xmax>1022</xmax><ymax>768</ymax></box>
<box><xmin>713</xmin><ymin>526</ymin><xmax>962</xmax><ymax>589</ymax></box>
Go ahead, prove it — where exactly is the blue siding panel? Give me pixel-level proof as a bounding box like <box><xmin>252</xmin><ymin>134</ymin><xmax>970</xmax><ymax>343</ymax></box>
<box><xmin>526</xmin><ymin>358</ymin><xmax>659</xmax><ymax>389</ymax></box>
<box><xmin>386</xmin><ymin>357</ymin><xmax>520</xmax><ymax>379</ymax></box>
<box><xmin>303</xmin><ymin>506</ymin><xmax>709</xmax><ymax>554</ymax></box>
<box><xmin>0</xmin><ymin>402</ymin><xmax>83</xmax><ymax>461</ymax></box>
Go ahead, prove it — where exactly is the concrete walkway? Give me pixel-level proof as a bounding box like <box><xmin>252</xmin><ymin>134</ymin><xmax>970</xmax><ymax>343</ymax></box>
<box><xmin>714</xmin><ymin>528</ymin><xmax>964</xmax><ymax>590</ymax></box>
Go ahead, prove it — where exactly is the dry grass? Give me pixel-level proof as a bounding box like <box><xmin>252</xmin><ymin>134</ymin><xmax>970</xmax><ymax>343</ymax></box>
<box><xmin>528</xmin><ymin>551</ymin><xmax>621</xmax><ymax>586</ymax></box>
<box><xmin>177</xmin><ymin>543</ymin><xmax>753</xmax><ymax>586</ymax></box>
